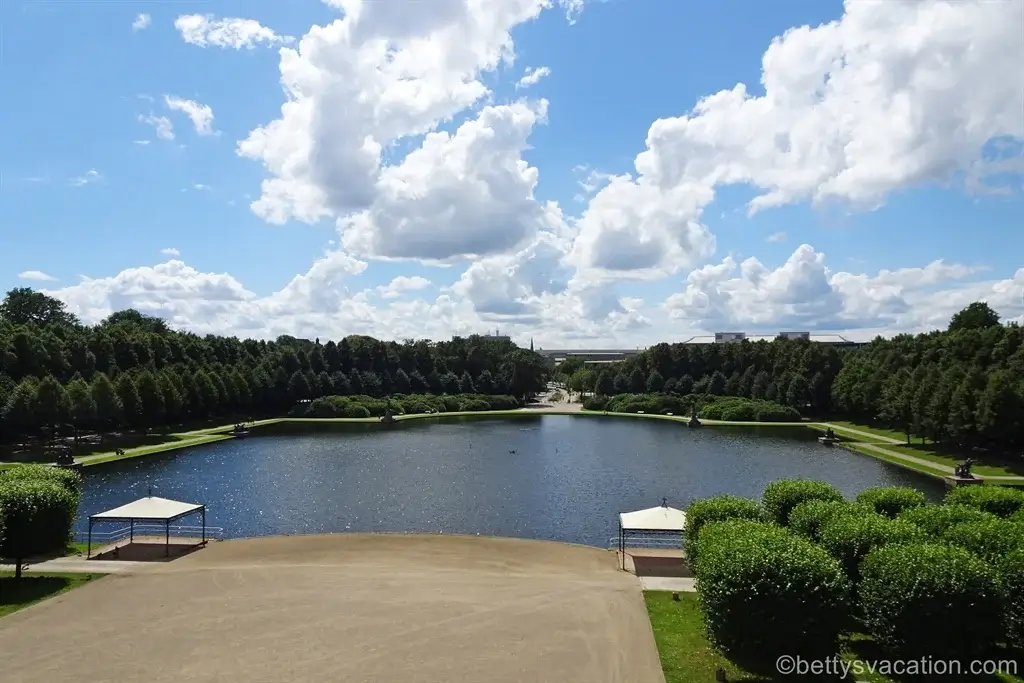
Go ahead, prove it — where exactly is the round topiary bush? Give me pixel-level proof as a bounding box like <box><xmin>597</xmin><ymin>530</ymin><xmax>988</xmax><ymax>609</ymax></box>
<box><xmin>855</xmin><ymin>486</ymin><xmax>926</xmax><ymax>518</ymax></box>
<box><xmin>762</xmin><ymin>479</ymin><xmax>844</xmax><ymax>526</ymax></box>
<box><xmin>897</xmin><ymin>503</ymin><xmax>999</xmax><ymax>537</ymax></box>
<box><xmin>942</xmin><ymin>518</ymin><xmax>1024</xmax><ymax>564</ymax></box>
<box><xmin>341</xmin><ymin>404</ymin><xmax>372</xmax><ymax>418</ymax></box>
<box><xmin>685</xmin><ymin>495</ymin><xmax>764</xmax><ymax>566</ymax></box>
<box><xmin>695</xmin><ymin>519</ymin><xmax>851</xmax><ymax>676</ymax></box>
<box><xmin>1</xmin><ymin>463</ymin><xmax>83</xmax><ymax>495</ymax></box>
<box><xmin>819</xmin><ymin>513</ymin><xmax>926</xmax><ymax>584</ymax></box>
<box><xmin>859</xmin><ymin>543</ymin><xmax>1005</xmax><ymax>661</ymax></box>
<box><xmin>945</xmin><ymin>485</ymin><xmax>1024</xmax><ymax>518</ymax></box>
<box><xmin>0</xmin><ymin>480</ymin><xmax>79</xmax><ymax>575</ymax></box>
<box><xmin>1001</xmin><ymin>549</ymin><xmax>1024</xmax><ymax>649</ymax></box>
<box><xmin>789</xmin><ymin>500</ymin><xmax>873</xmax><ymax>542</ymax></box>
<box><xmin>1011</xmin><ymin>508</ymin><xmax>1024</xmax><ymax>524</ymax></box>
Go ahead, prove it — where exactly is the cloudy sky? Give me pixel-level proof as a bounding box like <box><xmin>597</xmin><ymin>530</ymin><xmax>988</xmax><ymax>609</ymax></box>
<box><xmin>2</xmin><ymin>0</ymin><xmax>1022</xmax><ymax>347</ymax></box>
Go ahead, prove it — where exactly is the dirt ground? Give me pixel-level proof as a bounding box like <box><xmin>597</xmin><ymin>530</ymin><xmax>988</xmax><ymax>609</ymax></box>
<box><xmin>1</xmin><ymin>534</ymin><xmax>666</xmax><ymax>683</ymax></box>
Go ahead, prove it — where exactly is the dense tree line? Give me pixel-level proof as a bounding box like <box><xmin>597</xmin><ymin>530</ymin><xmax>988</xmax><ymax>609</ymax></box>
<box><xmin>562</xmin><ymin>302</ymin><xmax>1022</xmax><ymax>455</ymax></box>
<box><xmin>831</xmin><ymin>302</ymin><xmax>1024</xmax><ymax>452</ymax></box>
<box><xmin>562</xmin><ymin>333</ymin><xmax>845</xmax><ymax>414</ymax></box>
<box><xmin>0</xmin><ymin>288</ymin><xmax>549</xmax><ymax>442</ymax></box>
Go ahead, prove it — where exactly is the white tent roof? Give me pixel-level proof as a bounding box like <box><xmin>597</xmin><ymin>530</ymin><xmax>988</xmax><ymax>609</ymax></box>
<box><xmin>619</xmin><ymin>504</ymin><xmax>687</xmax><ymax>532</ymax></box>
<box><xmin>90</xmin><ymin>496</ymin><xmax>203</xmax><ymax>522</ymax></box>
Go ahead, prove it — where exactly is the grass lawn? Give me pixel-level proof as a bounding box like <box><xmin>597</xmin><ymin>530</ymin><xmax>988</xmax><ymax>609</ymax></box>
<box><xmin>646</xmin><ymin>591</ymin><xmax>1023</xmax><ymax>683</ymax></box>
<box><xmin>824</xmin><ymin>420</ymin><xmax>910</xmax><ymax>443</ymax></box>
<box><xmin>0</xmin><ymin>572</ymin><xmax>101</xmax><ymax>618</ymax></box>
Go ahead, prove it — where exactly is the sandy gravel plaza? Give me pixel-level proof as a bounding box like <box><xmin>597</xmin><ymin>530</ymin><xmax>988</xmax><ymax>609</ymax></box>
<box><xmin>2</xmin><ymin>534</ymin><xmax>667</xmax><ymax>683</ymax></box>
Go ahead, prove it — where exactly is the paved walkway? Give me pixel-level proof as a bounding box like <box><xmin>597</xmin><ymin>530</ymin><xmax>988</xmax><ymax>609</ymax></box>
<box><xmin>638</xmin><ymin>576</ymin><xmax>695</xmax><ymax>592</ymax></box>
<box><xmin>0</xmin><ymin>557</ymin><xmax>143</xmax><ymax>574</ymax></box>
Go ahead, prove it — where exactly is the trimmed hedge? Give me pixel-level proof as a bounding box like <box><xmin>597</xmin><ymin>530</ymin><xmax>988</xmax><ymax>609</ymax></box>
<box><xmin>699</xmin><ymin>396</ymin><xmax>801</xmax><ymax>422</ymax></box>
<box><xmin>684</xmin><ymin>495</ymin><xmax>765</xmax><ymax>566</ymax></box>
<box><xmin>1001</xmin><ymin>549</ymin><xmax>1024</xmax><ymax>649</ymax></box>
<box><xmin>0</xmin><ymin>463</ymin><xmax>83</xmax><ymax>494</ymax></box>
<box><xmin>579</xmin><ymin>393</ymin><xmax>801</xmax><ymax>422</ymax></box>
<box><xmin>695</xmin><ymin>519</ymin><xmax>851</xmax><ymax>675</ymax></box>
<box><xmin>942</xmin><ymin>518</ymin><xmax>1024</xmax><ymax>564</ymax></box>
<box><xmin>1012</xmin><ymin>507</ymin><xmax>1024</xmax><ymax>524</ymax></box>
<box><xmin>855</xmin><ymin>486</ymin><xmax>927</xmax><ymax>518</ymax></box>
<box><xmin>0</xmin><ymin>479</ymin><xmax>79</xmax><ymax>569</ymax></box>
<box><xmin>859</xmin><ymin>543</ymin><xmax>1006</xmax><ymax>660</ymax></box>
<box><xmin>789</xmin><ymin>500</ymin><xmax>873</xmax><ymax>542</ymax></box>
<box><xmin>944</xmin><ymin>485</ymin><xmax>1024</xmax><ymax>518</ymax></box>
<box><xmin>897</xmin><ymin>503</ymin><xmax>999</xmax><ymax>538</ymax></box>
<box><xmin>763</xmin><ymin>479</ymin><xmax>844</xmax><ymax>527</ymax></box>
<box><xmin>819</xmin><ymin>513</ymin><xmax>926</xmax><ymax>584</ymax></box>
<box><xmin>292</xmin><ymin>393</ymin><xmax>522</xmax><ymax>418</ymax></box>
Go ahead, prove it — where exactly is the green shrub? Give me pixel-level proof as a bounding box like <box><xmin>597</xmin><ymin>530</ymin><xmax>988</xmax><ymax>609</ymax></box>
<box><xmin>859</xmin><ymin>543</ymin><xmax>1005</xmax><ymax>661</ymax></box>
<box><xmin>594</xmin><ymin>393</ymin><xmax>694</xmax><ymax>415</ymax></box>
<box><xmin>1012</xmin><ymin>508</ymin><xmax>1024</xmax><ymax>524</ymax></box>
<box><xmin>458</xmin><ymin>399</ymin><xmax>491</xmax><ymax>412</ymax></box>
<box><xmin>341</xmin><ymin>404</ymin><xmax>371</xmax><ymax>418</ymax></box>
<box><xmin>1001</xmin><ymin>549</ymin><xmax>1024</xmax><ymax>649</ymax></box>
<box><xmin>855</xmin><ymin>486</ymin><xmax>927</xmax><ymax>518</ymax></box>
<box><xmin>762</xmin><ymin>479</ymin><xmax>843</xmax><ymax>526</ymax></box>
<box><xmin>581</xmin><ymin>395</ymin><xmax>609</xmax><ymax>411</ymax></box>
<box><xmin>0</xmin><ymin>480</ymin><xmax>79</xmax><ymax>576</ymax></box>
<box><xmin>0</xmin><ymin>464</ymin><xmax>83</xmax><ymax>495</ymax></box>
<box><xmin>699</xmin><ymin>396</ymin><xmax>800</xmax><ymax>422</ymax></box>
<box><xmin>897</xmin><ymin>503</ymin><xmax>999</xmax><ymax>537</ymax></box>
<box><xmin>942</xmin><ymin>518</ymin><xmax>1024</xmax><ymax>564</ymax></box>
<box><xmin>945</xmin><ymin>485</ymin><xmax>1024</xmax><ymax>518</ymax></box>
<box><xmin>685</xmin><ymin>495</ymin><xmax>764</xmax><ymax>565</ymax></box>
<box><xmin>789</xmin><ymin>500</ymin><xmax>872</xmax><ymax>542</ymax></box>
<box><xmin>819</xmin><ymin>513</ymin><xmax>926</xmax><ymax>584</ymax></box>
<box><xmin>695</xmin><ymin>519</ymin><xmax>851</xmax><ymax>675</ymax></box>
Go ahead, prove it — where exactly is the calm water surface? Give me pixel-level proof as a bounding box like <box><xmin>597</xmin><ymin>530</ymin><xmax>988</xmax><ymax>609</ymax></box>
<box><xmin>77</xmin><ymin>416</ymin><xmax>944</xmax><ymax>547</ymax></box>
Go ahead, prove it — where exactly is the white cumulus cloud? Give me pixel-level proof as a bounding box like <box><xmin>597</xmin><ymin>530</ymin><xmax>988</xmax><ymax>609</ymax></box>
<box><xmin>174</xmin><ymin>14</ymin><xmax>292</xmax><ymax>49</ymax></box>
<box><xmin>132</xmin><ymin>13</ymin><xmax>151</xmax><ymax>32</ymax></box>
<box><xmin>19</xmin><ymin>270</ymin><xmax>57</xmax><ymax>282</ymax></box>
<box><xmin>164</xmin><ymin>96</ymin><xmax>216</xmax><ymax>136</ymax></box>
<box><xmin>516</xmin><ymin>66</ymin><xmax>550</xmax><ymax>90</ymax></box>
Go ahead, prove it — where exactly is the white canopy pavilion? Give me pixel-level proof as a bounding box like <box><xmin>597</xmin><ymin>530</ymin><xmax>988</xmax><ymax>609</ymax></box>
<box><xmin>87</xmin><ymin>495</ymin><xmax>207</xmax><ymax>558</ymax></box>
<box><xmin>617</xmin><ymin>498</ymin><xmax>687</xmax><ymax>570</ymax></box>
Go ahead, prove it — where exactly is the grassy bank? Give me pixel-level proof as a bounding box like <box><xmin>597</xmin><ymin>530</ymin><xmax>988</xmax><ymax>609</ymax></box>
<box><xmin>645</xmin><ymin>591</ymin><xmax>1022</xmax><ymax>683</ymax></box>
<box><xmin>0</xmin><ymin>573</ymin><xmax>101</xmax><ymax>618</ymax></box>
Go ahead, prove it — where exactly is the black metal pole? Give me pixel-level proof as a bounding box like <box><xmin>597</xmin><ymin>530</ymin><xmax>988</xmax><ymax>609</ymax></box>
<box><xmin>165</xmin><ymin>519</ymin><xmax>170</xmax><ymax>557</ymax></box>
<box><xmin>202</xmin><ymin>507</ymin><xmax>206</xmax><ymax>545</ymax></box>
<box><xmin>87</xmin><ymin>518</ymin><xmax>93</xmax><ymax>559</ymax></box>
<box><xmin>130</xmin><ymin>520</ymin><xmax>134</xmax><ymax>543</ymax></box>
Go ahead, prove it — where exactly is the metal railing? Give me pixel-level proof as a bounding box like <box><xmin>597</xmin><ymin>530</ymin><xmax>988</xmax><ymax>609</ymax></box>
<box><xmin>75</xmin><ymin>524</ymin><xmax>225</xmax><ymax>545</ymax></box>
<box><xmin>608</xmin><ymin>535</ymin><xmax>685</xmax><ymax>550</ymax></box>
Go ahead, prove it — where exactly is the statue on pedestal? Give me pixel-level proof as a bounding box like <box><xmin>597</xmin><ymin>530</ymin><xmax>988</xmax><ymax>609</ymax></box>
<box><xmin>954</xmin><ymin>458</ymin><xmax>977</xmax><ymax>479</ymax></box>
<box><xmin>688</xmin><ymin>403</ymin><xmax>702</xmax><ymax>429</ymax></box>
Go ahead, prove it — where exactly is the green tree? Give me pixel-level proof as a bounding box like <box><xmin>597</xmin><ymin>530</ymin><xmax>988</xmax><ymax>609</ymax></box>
<box><xmin>115</xmin><ymin>374</ymin><xmax>142</xmax><ymax>428</ymax></box>
<box><xmin>288</xmin><ymin>370</ymin><xmax>312</xmax><ymax>403</ymax></box>
<box><xmin>33</xmin><ymin>375</ymin><xmax>71</xmax><ymax>428</ymax></box>
<box><xmin>3</xmin><ymin>380</ymin><xmax>38</xmax><ymax>435</ymax></box>
<box><xmin>135</xmin><ymin>371</ymin><xmax>166</xmax><ymax>427</ymax></box>
<box><xmin>596</xmin><ymin>370</ymin><xmax>615</xmax><ymax>396</ymax></box>
<box><xmin>948</xmin><ymin>302</ymin><xmax>1000</xmax><ymax>332</ymax></box>
<box><xmin>646</xmin><ymin>370</ymin><xmax>665</xmax><ymax>393</ymax></box>
<box><xmin>90</xmin><ymin>372</ymin><xmax>122</xmax><ymax>428</ymax></box>
<box><xmin>66</xmin><ymin>376</ymin><xmax>97</xmax><ymax>434</ymax></box>
<box><xmin>708</xmin><ymin>371</ymin><xmax>727</xmax><ymax>396</ymax></box>
<box><xmin>0</xmin><ymin>288</ymin><xmax>79</xmax><ymax>327</ymax></box>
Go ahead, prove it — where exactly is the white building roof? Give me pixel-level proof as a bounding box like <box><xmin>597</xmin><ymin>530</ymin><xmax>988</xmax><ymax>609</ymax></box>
<box><xmin>619</xmin><ymin>504</ymin><xmax>687</xmax><ymax>532</ymax></box>
<box><xmin>90</xmin><ymin>496</ymin><xmax>204</xmax><ymax>522</ymax></box>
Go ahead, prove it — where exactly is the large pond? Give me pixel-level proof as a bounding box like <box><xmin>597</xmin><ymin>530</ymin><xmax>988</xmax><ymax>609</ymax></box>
<box><xmin>77</xmin><ymin>415</ymin><xmax>945</xmax><ymax>548</ymax></box>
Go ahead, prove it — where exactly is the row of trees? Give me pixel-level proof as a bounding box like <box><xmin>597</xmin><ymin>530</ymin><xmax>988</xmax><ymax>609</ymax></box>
<box><xmin>559</xmin><ymin>302</ymin><xmax>1022</xmax><ymax>454</ymax></box>
<box><xmin>0</xmin><ymin>288</ymin><xmax>549</xmax><ymax>441</ymax></box>
<box><xmin>557</xmin><ymin>336</ymin><xmax>844</xmax><ymax>414</ymax></box>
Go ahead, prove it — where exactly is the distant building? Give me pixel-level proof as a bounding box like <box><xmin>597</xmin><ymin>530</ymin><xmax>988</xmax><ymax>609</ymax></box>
<box><xmin>681</xmin><ymin>332</ymin><xmax>863</xmax><ymax>347</ymax></box>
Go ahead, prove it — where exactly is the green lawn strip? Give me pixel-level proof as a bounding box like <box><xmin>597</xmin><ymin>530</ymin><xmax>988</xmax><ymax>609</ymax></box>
<box><xmin>842</xmin><ymin>444</ymin><xmax>951</xmax><ymax>480</ymax></box>
<box><xmin>888</xmin><ymin>443</ymin><xmax>1024</xmax><ymax>478</ymax></box>
<box><xmin>645</xmin><ymin>592</ymin><xmax>1023</xmax><ymax>683</ymax></box>
<box><xmin>77</xmin><ymin>433</ymin><xmax>233</xmax><ymax>466</ymax></box>
<box><xmin>826</xmin><ymin>420</ymin><xmax>910</xmax><ymax>443</ymax></box>
<box><xmin>644</xmin><ymin>592</ymin><xmax>755</xmax><ymax>683</ymax></box>
<box><xmin>0</xmin><ymin>572</ymin><xmax>102</xmax><ymax>618</ymax></box>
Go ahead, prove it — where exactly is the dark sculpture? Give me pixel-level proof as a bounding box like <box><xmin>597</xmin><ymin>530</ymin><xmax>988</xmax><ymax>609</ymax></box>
<box><xmin>688</xmin><ymin>403</ymin><xmax>702</xmax><ymax>428</ymax></box>
<box><xmin>54</xmin><ymin>446</ymin><xmax>75</xmax><ymax>467</ymax></box>
<box><xmin>954</xmin><ymin>458</ymin><xmax>977</xmax><ymax>479</ymax></box>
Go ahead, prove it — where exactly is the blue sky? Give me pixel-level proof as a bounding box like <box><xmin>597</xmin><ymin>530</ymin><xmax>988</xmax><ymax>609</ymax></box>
<box><xmin>2</xmin><ymin>0</ymin><xmax>1022</xmax><ymax>345</ymax></box>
